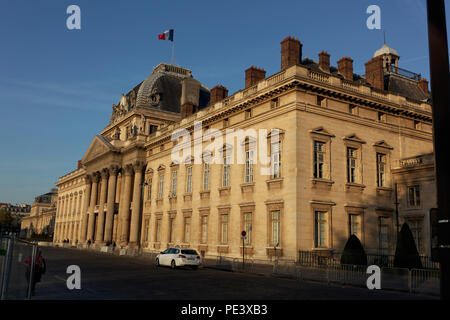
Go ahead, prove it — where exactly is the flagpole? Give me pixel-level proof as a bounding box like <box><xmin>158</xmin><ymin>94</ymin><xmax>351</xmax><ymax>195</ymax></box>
<box><xmin>171</xmin><ymin>41</ymin><xmax>175</xmax><ymax>65</ymax></box>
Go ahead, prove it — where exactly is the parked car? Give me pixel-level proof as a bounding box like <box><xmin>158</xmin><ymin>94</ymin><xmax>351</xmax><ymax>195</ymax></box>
<box><xmin>155</xmin><ymin>248</ymin><xmax>201</xmax><ymax>269</ymax></box>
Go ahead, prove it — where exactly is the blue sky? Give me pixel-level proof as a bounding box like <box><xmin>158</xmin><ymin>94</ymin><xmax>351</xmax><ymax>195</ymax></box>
<box><xmin>0</xmin><ymin>0</ymin><xmax>448</xmax><ymax>204</ymax></box>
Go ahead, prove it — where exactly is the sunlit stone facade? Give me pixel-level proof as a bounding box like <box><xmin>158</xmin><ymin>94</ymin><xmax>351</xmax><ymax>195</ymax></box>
<box><xmin>53</xmin><ymin>38</ymin><xmax>435</xmax><ymax>261</ymax></box>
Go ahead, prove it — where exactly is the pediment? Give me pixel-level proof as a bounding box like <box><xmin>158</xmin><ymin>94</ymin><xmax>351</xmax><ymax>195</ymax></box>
<box><xmin>373</xmin><ymin>140</ymin><xmax>393</xmax><ymax>150</ymax></box>
<box><xmin>82</xmin><ymin>135</ymin><xmax>116</xmax><ymax>164</ymax></box>
<box><xmin>344</xmin><ymin>134</ymin><xmax>366</xmax><ymax>144</ymax></box>
<box><xmin>310</xmin><ymin>127</ymin><xmax>335</xmax><ymax>138</ymax></box>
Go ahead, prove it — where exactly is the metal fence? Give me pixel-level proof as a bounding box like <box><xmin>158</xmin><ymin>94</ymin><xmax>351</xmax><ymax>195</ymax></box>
<box><xmin>0</xmin><ymin>235</ymin><xmax>39</xmax><ymax>300</ymax></box>
<box><xmin>298</xmin><ymin>250</ymin><xmax>439</xmax><ymax>270</ymax></box>
<box><xmin>204</xmin><ymin>252</ymin><xmax>440</xmax><ymax>295</ymax></box>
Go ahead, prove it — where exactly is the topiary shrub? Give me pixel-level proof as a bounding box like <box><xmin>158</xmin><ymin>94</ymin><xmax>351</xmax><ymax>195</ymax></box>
<box><xmin>394</xmin><ymin>223</ymin><xmax>423</xmax><ymax>269</ymax></box>
<box><xmin>340</xmin><ymin>234</ymin><xmax>367</xmax><ymax>266</ymax></box>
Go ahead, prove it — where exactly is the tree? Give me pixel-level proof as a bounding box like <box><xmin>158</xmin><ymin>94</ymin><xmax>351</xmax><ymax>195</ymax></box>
<box><xmin>394</xmin><ymin>223</ymin><xmax>423</xmax><ymax>269</ymax></box>
<box><xmin>0</xmin><ymin>209</ymin><xmax>14</xmax><ymax>231</ymax></box>
<box><xmin>340</xmin><ymin>234</ymin><xmax>368</xmax><ymax>266</ymax></box>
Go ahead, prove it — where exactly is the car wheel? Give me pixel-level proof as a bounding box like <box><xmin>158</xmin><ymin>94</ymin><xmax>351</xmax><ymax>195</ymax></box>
<box><xmin>171</xmin><ymin>260</ymin><xmax>176</xmax><ymax>269</ymax></box>
<box><xmin>155</xmin><ymin>258</ymin><xmax>160</xmax><ymax>267</ymax></box>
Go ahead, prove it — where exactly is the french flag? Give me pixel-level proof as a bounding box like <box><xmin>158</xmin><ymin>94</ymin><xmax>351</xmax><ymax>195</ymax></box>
<box><xmin>158</xmin><ymin>29</ymin><xmax>174</xmax><ymax>41</ymax></box>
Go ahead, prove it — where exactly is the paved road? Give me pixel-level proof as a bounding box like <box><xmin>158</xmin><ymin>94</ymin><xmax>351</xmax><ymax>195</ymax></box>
<box><xmin>32</xmin><ymin>247</ymin><xmax>434</xmax><ymax>300</ymax></box>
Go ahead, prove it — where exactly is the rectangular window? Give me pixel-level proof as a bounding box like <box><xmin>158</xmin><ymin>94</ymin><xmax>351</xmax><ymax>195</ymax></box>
<box><xmin>376</xmin><ymin>153</ymin><xmax>386</xmax><ymax>187</ymax></box>
<box><xmin>408</xmin><ymin>186</ymin><xmax>421</xmax><ymax>207</ymax></box>
<box><xmin>349</xmin><ymin>104</ymin><xmax>358</xmax><ymax>115</ymax></box>
<box><xmin>158</xmin><ymin>174</ymin><xmax>164</xmax><ymax>199</ymax></box>
<box><xmin>155</xmin><ymin>218</ymin><xmax>161</xmax><ymax>242</ymax></box>
<box><xmin>271</xmin><ymin>98</ymin><xmax>279</xmax><ymax>109</ymax></box>
<box><xmin>317</xmin><ymin>96</ymin><xmax>325</xmax><ymax>107</ymax></box>
<box><xmin>271</xmin><ymin>211</ymin><xmax>281</xmax><ymax>247</ymax></box>
<box><xmin>244</xmin><ymin>213</ymin><xmax>252</xmax><ymax>245</ymax></box>
<box><xmin>184</xmin><ymin>217</ymin><xmax>191</xmax><ymax>243</ymax></box>
<box><xmin>149</xmin><ymin>124</ymin><xmax>158</xmax><ymax>134</ymax></box>
<box><xmin>222</xmin><ymin>155</ymin><xmax>230</xmax><ymax>187</ymax></box>
<box><xmin>378</xmin><ymin>217</ymin><xmax>390</xmax><ymax>254</ymax></box>
<box><xmin>408</xmin><ymin>220</ymin><xmax>423</xmax><ymax>253</ymax></box>
<box><xmin>169</xmin><ymin>217</ymin><xmax>175</xmax><ymax>243</ymax></box>
<box><xmin>314</xmin><ymin>211</ymin><xmax>328</xmax><ymax>248</ymax></box>
<box><xmin>271</xmin><ymin>141</ymin><xmax>281</xmax><ymax>179</ymax></box>
<box><xmin>201</xmin><ymin>216</ymin><xmax>208</xmax><ymax>244</ymax></box>
<box><xmin>245</xmin><ymin>149</ymin><xmax>254</xmax><ymax>183</ymax></box>
<box><xmin>349</xmin><ymin>214</ymin><xmax>361</xmax><ymax>240</ymax></box>
<box><xmin>245</xmin><ymin>109</ymin><xmax>252</xmax><ymax>119</ymax></box>
<box><xmin>171</xmin><ymin>170</ymin><xmax>177</xmax><ymax>197</ymax></box>
<box><xmin>414</xmin><ymin>120</ymin><xmax>421</xmax><ymax>130</ymax></box>
<box><xmin>221</xmin><ymin>215</ymin><xmax>228</xmax><ymax>244</ymax></box>
<box><xmin>203</xmin><ymin>163</ymin><xmax>210</xmax><ymax>190</ymax></box>
<box><xmin>314</xmin><ymin>141</ymin><xmax>325</xmax><ymax>179</ymax></box>
<box><xmin>347</xmin><ymin>147</ymin><xmax>357</xmax><ymax>183</ymax></box>
<box><xmin>146</xmin><ymin>178</ymin><xmax>152</xmax><ymax>200</ymax></box>
<box><xmin>378</xmin><ymin>112</ymin><xmax>386</xmax><ymax>122</ymax></box>
<box><xmin>223</xmin><ymin>118</ymin><xmax>229</xmax><ymax>128</ymax></box>
<box><xmin>186</xmin><ymin>166</ymin><xmax>192</xmax><ymax>193</ymax></box>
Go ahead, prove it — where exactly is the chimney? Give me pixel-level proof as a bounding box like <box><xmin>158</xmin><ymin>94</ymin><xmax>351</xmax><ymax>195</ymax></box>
<box><xmin>337</xmin><ymin>56</ymin><xmax>354</xmax><ymax>81</ymax></box>
<box><xmin>419</xmin><ymin>77</ymin><xmax>429</xmax><ymax>94</ymax></box>
<box><xmin>181</xmin><ymin>102</ymin><xmax>197</xmax><ymax>118</ymax></box>
<box><xmin>210</xmin><ymin>85</ymin><xmax>228</xmax><ymax>105</ymax></box>
<box><xmin>318</xmin><ymin>51</ymin><xmax>330</xmax><ymax>73</ymax></box>
<box><xmin>181</xmin><ymin>78</ymin><xmax>201</xmax><ymax>118</ymax></box>
<box><xmin>245</xmin><ymin>66</ymin><xmax>266</xmax><ymax>88</ymax></box>
<box><xmin>281</xmin><ymin>36</ymin><xmax>303</xmax><ymax>70</ymax></box>
<box><xmin>77</xmin><ymin>160</ymin><xmax>82</xmax><ymax>170</ymax></box>
<box><xmin>365</xmin><ymin>56</ymin><xmax>385</xmax><ymax>90</ymax></box>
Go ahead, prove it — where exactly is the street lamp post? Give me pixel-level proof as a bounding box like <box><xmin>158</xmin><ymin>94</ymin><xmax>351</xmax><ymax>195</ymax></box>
<box><xmin>426</xmin><ymin>0</ymin><xmax>450</xmax><ymax>300</ymax></box>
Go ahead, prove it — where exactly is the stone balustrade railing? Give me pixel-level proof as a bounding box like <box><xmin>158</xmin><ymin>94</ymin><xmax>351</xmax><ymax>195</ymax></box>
<box><xmin>149</xmin><ymin>65</ymin><xmax>432</xmax><ymax>143</ymax></box>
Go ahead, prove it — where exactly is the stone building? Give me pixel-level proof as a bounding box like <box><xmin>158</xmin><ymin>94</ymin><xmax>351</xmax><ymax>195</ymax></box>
<box><xmin>20</xmin><ymin>188</ymin><xmax>57</xmax><ymax>237</ymax></box>
<box><xmin>53</xmin><ymin>161</ymin><xmax>86</xmax><ymax>243</ymax></box>
<box><xmin>53</xmin><ymin>37</ymin><xmax>434</xmax><ymax>261</ymax></box>
<box><xmin>392</xmin><ymin>153</ymin><xmax>437</xmax><ymax>257</ymax></box>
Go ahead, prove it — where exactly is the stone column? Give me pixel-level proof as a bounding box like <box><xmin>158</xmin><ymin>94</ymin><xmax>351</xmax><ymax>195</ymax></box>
<box><xmin>129</xmin><ymin>161</ymin><xmax>144</xmax><ymax>247</ymax></box>
<box><xmin>87</xmin><ymin>172</ymin><xmax>100</xmax><ymax>242</ymax></box>
<box><xmin>104</xmin><ymin>165</ymin><xmax>118</xmax><ymax>244</ymax></box>
<box><xmin>119</xmin><ymin>164</ymin><xmax>133</xmax><ymax>246</ymax></box>
<box><xmin>79</xmin><ymin>175</ymin><xmax>92</xmax><ymax>243</ymax></box>
<box><xmin>95</xmin><ymin>169</ymin><xmax>109</xmax><ymax>245</ymax></box>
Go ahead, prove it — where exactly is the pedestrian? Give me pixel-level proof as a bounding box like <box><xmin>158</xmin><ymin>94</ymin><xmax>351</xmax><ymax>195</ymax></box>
<box><xmin>24</xmin><ymin>249</ymin><xmax>46</xmax><ymax>296</ymax></box>
<box><xmin>87</xmin><ymin>239</ymin><xmax>91</xmax><ymax>247</ymax></box>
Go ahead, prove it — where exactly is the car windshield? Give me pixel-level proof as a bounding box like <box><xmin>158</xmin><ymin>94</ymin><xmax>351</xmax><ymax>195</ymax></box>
<box><xmin>181</xmin><ymin>249</ymin><xmax>198</xmax><ymax>255</ymax></box>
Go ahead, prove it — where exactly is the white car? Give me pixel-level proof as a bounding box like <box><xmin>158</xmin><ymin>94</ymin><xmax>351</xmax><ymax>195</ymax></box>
<box><xmin>155</xmin><ymin>248</ymin><xmax>201</xmax><ymax>269</ymax></box>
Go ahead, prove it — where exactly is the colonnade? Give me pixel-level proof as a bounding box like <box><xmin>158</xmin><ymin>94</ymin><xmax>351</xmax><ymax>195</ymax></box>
<box><xmin>79</xmin><ymin>162</ymin><xmax>145</xmax><ymax>247</ymax></box>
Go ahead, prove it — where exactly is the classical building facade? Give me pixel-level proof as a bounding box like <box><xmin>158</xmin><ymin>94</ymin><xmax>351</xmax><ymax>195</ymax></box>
<box><xmin>53</xmin><ymin>37</ymin><xmax>434</xmax><ymax>261</ymax></box>
<box><xmin>20</xmin><ymin>188</ymin><xmax>57</xmax><ymax>237</ymax></box>
<box><xmin>392</xmin><ymin>153</ymin><xmax>436</xmax><ymax>257</ymax></box>
<box><xmin>53</xmin><ymin>162</ymin><xmax>87</xmax><ymax>243</ymax></box>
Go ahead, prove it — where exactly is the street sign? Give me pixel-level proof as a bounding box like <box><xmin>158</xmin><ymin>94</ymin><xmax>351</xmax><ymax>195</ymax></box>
<box><xmin>241</xmin><ymin>230</ymin><xmax>246</xmax><ymax>237</ymax></box>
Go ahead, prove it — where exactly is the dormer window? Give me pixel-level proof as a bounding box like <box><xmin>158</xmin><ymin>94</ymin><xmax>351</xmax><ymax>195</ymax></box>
<box><xmin>378</xmin><ymin>112</ymin><xmax>386</xmax><ymax>123</ymax></box>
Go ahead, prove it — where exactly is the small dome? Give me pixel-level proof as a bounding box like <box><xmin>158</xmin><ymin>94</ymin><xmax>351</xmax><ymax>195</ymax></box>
<box><xmin>373</xmin><ymin>43</ymin><xmax>399</xmax><ymax>58</ymax></box>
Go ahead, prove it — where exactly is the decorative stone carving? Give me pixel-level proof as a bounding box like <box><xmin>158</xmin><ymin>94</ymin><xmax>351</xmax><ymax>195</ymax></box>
<box><xmin>123</xmin><ymin>164</ymin><xmax>134</xmax><ymax>176</ymax></box>
<box><xmin>109</xmin><ymin>165</ymin><xmax>119</xmax><ymax>175</ymax></box>
<box><xmin>101</xmin><ymin>168</ymin><xmax>109</xmax><ymax>180</ymax></box>
<box><xmin>132</xmin><ymin>160</ymin><xmax>145</xmax><ymax>172</ymax></box>
<box><xmin>84</xmin><ymin>174</ymin><xmax>92</xmax><ymax>184</ymax></box>
<box><xmin>149</xmin><ymin>88</ymin><xmax>161</xmax><ymax>106</ymax></box>
<box><xmin>138</xmin><ymin>114</ymin><xmax>146</xmax><ymax>135</ymax></box>
<box><xmin>129</xmin><ymin>90</ymin><xmax>136</xmax><ymax>109</ymax></box>
<box><xmin>91</xmin><ymin>172</ymin><xmax>100</xmax><ymax>183</ymax></box>
<box><xmin>112</xmin><ymin>127</ymin><xmax>120</xmax><ymax>140</ymax></box>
